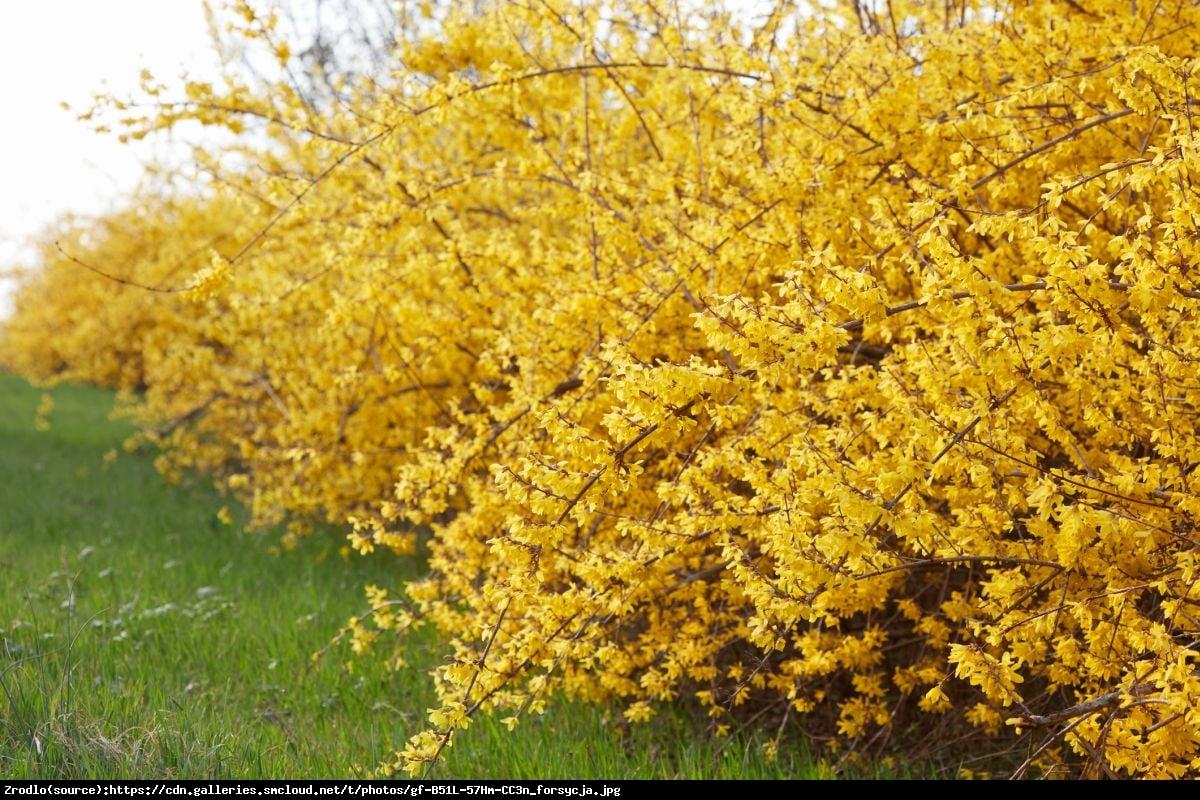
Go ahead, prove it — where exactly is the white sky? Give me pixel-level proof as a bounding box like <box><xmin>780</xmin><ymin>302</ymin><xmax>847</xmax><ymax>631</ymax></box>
<box><xmin>0</xmin><ymin>1</ymin><xmax>220</xmax><ymax>319</ymax></box>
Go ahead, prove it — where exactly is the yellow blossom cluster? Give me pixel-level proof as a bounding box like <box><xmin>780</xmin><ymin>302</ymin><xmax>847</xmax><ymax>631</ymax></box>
<box><xmin>7</xmin><ymin>0</ymin><xmax>1200</xmax><ymax>778</ymax></box>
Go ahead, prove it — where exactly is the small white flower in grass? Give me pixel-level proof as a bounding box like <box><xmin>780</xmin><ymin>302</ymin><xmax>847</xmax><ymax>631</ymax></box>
<box><xmin>195</xmin><ymin>586</ymin><xmax>218</xmax><ymax>598</ymax></box>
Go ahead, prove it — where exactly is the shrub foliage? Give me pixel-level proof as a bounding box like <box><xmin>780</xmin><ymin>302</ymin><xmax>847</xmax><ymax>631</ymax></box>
<box><xmin>6</xmin><ymin>0</ymin><xmax>1200</xmax><ymax>778</ymax></box>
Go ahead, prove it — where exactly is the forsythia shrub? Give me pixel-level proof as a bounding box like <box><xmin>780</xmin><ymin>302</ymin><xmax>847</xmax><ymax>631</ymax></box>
<box><xmin>7</xmin><ymin>0</ymin><xmax>1200</xmax><ymax>778</ymax></box>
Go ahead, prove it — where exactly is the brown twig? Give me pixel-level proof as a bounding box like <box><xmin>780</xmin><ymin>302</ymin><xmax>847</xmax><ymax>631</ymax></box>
<box><xmin>855</xmin><ymin>554</ymin><xmax>1062</xmax><ymax>580</ymax></box>
<box><xmin>1010</xmin><ymin>684</ymin><xmax>1153</xmax><ymax>728</ymax></box>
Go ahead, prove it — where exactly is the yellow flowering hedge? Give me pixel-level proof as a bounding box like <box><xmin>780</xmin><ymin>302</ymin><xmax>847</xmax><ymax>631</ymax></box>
<box><xmin>7</xmin><ymin>0</ymin><xmax>1200</xmax><ymax>778</ymax></box>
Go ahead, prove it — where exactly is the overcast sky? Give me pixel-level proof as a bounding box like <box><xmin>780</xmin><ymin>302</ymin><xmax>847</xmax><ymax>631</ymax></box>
<box><xmin>0</xmin><ymin>1</ymin><xmax>220</xmax><ymax>319</ymax></box>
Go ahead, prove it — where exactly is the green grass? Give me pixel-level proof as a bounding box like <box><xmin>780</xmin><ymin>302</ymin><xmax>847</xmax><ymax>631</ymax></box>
<box><xmin>0</xmin><ymin>371</ymin><xmax>886</xmax><ymax>779</ymax></box>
